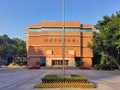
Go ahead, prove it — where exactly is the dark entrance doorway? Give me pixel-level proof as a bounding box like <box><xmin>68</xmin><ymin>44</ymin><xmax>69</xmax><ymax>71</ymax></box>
<box><xmin>40</xmin><ymin>57</ymin><xmax>46</xmax><ymax>66</ymax></box>
<box><xmin>52</xmin><ymin>60</ymin><xmax>69</xmax><ymax>66</ymax></box>
<box><xmin>75</xmin><ymin>57</ymin><xmax>83</xmax><ymax>67</ymax></box>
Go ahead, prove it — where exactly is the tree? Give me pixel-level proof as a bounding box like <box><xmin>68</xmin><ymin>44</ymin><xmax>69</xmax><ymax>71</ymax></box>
<box><xmin>12</xmin><ymin>38</ymin><xmax>26</xmax><ymax>56</ymax></box>
<box><xmin>93</xmin><ymin>11</ymin><xmax>120</xmax><ymax>69</ymax></box>
<box><xmin>0</xmin><ymin>35</ymin><xmax>11</xmax><ymax>61</ymax></box>
<box><xmin>0</xmin><ymin>35</ymin><xmax>26</xmax><ymax>65</ymax></box>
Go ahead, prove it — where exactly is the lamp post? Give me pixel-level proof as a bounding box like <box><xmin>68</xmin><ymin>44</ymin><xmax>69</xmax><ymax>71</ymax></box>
<box><xmin>62</xmin><ymin>0</ymin><xmax>65</xmax><ymax>76</ymax></box>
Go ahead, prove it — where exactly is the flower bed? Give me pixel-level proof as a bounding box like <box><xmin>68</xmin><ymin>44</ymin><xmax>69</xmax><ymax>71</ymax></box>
<box><xmin>35</xmin><ymin>74</ymin><xmax>95</xmax><ymax>88</ymax></box>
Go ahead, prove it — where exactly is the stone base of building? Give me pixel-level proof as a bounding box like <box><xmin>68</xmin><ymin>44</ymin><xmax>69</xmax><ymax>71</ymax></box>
<box><xmin>27</xmin><ymin>57</ymin><xmax>92</xmax><ymax>68</ymax></box>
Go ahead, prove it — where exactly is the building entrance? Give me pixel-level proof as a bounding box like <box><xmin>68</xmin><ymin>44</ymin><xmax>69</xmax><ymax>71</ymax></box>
<box><xmin>52</xmin><ymin>60</ymin><xmax>69</xmax><ymax>66</ymax></box>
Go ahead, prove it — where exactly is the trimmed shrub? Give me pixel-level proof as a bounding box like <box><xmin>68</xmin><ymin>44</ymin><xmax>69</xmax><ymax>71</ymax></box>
<box><xmin>94</xmin><ymin>64</ymin><xmax>118</xmax><ymax>70</ymax></box>
<box><xmin>35</xmin><ymin>74</ymin><xmax>95</xmax><ymax>88</ymax></box>
<box><xmin>71</xmin><ymin>74</ymin><xmax>82</xmax><ymax>77</ymax></box>
<box><xmin>94</xmin><ymin>64</ymin><xmax>105</xmax><ymax>70</ymax></box>
<box><xmin>41</xmin><ymin>74</ymin><xmax>88</xmax><ymax>83</ymax></box>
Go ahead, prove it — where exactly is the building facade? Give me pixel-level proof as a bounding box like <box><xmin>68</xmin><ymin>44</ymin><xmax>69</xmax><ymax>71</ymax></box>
<box><xmin>25</xmin><ymin>21</ymin><xmax>96</xmax><ymax>68</ymax></box>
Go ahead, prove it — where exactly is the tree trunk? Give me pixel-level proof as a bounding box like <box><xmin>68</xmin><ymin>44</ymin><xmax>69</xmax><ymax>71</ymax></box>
<box><xmin>105</xmin><ymin>52</ymin><xmax>120</xmax><ymax>70</ymax></box>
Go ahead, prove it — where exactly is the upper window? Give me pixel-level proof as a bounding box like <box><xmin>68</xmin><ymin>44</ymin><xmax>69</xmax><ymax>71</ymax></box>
<box><xmin>41</xmin><ymin>27</ymin><xmax>80</xmax><ymax>31</ymax></box>
<box><xmin>29</xmin><ymin>28</ymin><xmax>41</xmax><ymax>32</ymax></box>
<box><xmin>29</xmin><ymin>28</ymin><xmax>92</xmax><ymax>32</ymax></box>
<box><xmin>81</xmin><ymin>29</ymin><xmax>92</xmax><ymax>32</ymax></box>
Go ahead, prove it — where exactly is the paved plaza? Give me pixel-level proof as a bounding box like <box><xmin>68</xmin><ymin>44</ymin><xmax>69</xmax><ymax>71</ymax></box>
<box><xmin>0</xmin><ymin>68</ymin><xmax>120</xmax><ymax>90</ymax></box>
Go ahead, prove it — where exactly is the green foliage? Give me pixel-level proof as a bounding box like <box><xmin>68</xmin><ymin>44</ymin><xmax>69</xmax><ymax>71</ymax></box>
<box><xmin>0</xmin><ymin>35</ymin><xmax>26</xmax><ymax>64</ymax></box>
<box><xmin>16</xmin><ymin>60</ymin><xmax>27</xmax><ymax>66</ymax></box>
<box><xmin>41</xmin><ymin>74</ymin><xmax>88</xmax><ymax>83</ymax></box>
<box><xmin>0</xmin><ymin>35</ymin><xmax>26</xmax><ymax>57</ymax></box>
<box><xmin>94</xmin><ymin>64</ymin><xmax>118</xmax><ymax>70</ymax></box>
<box><xmin>93</xmin><ymin>11</ymin><xmax>120</xmax><ymax>69</ymax></box>
<box><xmin>71</xmin><ymin>74</ymin><xmax>82</xmax><ymax>77</ymax></box>
<box><xmin>12</xmin><ymin>38</ymin><xmax>26</xmax><ymax>56</ymax></box>
<box><xmin>42</xmin><ymin>75</ymin><xmax>58</xmax><ymax>79</ymax></box>
<box><xmin>100</xmin><ymin>52</ymin><xmax>105</xmax><ymax>64</ymax></box>
<box><xmin>35</xmin><ymin>75</ymin><xmax>94</xmax><ymax>88</ymax></box>
<box><xmin>35</xmin><ymin>83</ymin><xmax>94</xmax><ymax>88</ymax></box>
<box><xmin>94</xmin><ymin>64</ymin><xmax>108</xmax><ymax>70</ymax></box>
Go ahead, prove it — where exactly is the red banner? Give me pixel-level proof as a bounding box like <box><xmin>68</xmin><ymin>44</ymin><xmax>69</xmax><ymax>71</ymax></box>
<box><xmin>46</xmin><ymin>54</ymin><xmax>75</xmax><ymax>58</ymax></box>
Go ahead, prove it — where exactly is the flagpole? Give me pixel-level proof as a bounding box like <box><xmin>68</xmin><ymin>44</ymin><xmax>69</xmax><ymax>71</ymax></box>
<box><xmin>62</xmin><ymin>0</ymin><xmax>65</xmax><ymax>76</ymax></box>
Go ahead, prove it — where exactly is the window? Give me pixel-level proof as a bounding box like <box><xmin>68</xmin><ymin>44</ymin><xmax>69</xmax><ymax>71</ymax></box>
<box><xmin>81</xmin><ymin>29</ymin><xmax>92</xmax><ymax>32</ymax></box>
<box><xmin>30</xmin><ymin>28</ymin><xmax>41</xmax><ymax>32</ymax></box>
<box><xmin>29</xmin><ymin>28</ymin><xmax>92</xmax><ymax>32</ymax></box>
<box><xmin>35</xmin><ymin>27</ymin><xmax>80</xmax><ymax>31</ymax></box>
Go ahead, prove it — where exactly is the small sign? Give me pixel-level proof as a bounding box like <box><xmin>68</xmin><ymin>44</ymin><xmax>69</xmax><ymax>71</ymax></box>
<box><xmin>46</xmin><ymin>54</ymin><xmax>75</xmax><ymax>58</ymax></box>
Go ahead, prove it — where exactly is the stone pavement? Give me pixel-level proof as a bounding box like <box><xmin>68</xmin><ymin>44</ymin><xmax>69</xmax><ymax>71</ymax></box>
<box><xmin>0</xmin><ymin>68</ymin><xmax>120</xmax><ymax>90</ymax></box>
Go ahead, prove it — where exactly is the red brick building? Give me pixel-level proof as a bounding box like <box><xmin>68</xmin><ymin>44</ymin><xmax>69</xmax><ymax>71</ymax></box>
<box><xmin>25</xmin><ymin>21</ymin><xmax>96</xmax><ymax>68</ymax></box>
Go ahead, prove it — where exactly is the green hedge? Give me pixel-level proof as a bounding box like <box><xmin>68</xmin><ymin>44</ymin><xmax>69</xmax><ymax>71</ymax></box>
<box><xmin>41</xmin><ymin>74</ymin><xmax>88</xmax><ymax>83</ymax></box>
<box><xmin>71</xmin><ymin>74</ymin><xmax>82</xmax><ymax>77</ymax></box>
<box><xmin>35</xmin><ymin>83</ymin><xmax>94</xmax><ymax>88</ymax></box>
<box><xmin>94</xmin><ymin>64</ymin><xmax>118</xmax><ymax>70</ymax></box>
<box><xmin>42</xmin><ymin>74</ymin><xmax>57</xmax><ymax>79</ymax></box>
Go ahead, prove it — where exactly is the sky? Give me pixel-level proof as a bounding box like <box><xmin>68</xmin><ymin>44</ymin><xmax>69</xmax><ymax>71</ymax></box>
<box><xmin>0</xmin><ymin>0</ymin><xmax>120</xmax><ymax>40</ymax></box>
